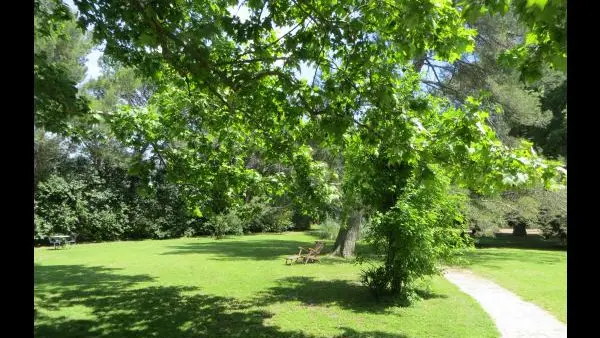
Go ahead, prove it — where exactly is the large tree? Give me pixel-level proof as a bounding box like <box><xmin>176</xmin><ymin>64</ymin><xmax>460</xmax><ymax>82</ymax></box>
<box><xmin>72</xmin><ymin>0</ymin><xmax>566</xmax><ymax>299</ymax></box>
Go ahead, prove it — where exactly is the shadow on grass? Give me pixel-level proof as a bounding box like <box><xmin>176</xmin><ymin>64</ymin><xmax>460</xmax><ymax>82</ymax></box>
<box><xmin>474</xmin><ymin>233</ymin><xmax>566</xmax><ymax>251</ymax></box>
<box><xmin>256</xmin><ymin>276</ymin><xmax>447</xmax><ymax>314</ymax></box>
<box><xmin>162</xmin><ymin>239</ymin><xmax>320</xmax><ymax>260</ymax></box>
<box><xmin>161</xmin><ymin>238</ymin><xmax>353</xmax><ymax>263</ymax></box>
<box><xmin>333</xmin><ymin>327</ymin><xmax>410</xmax><ymax>338</ymax></box>
<box><xmin>161</xmin><ymin>236</ymin><xmax>377</xmax><ymax>267</ymax></box>
<box><xmin>463</xmin><ymin>249</ymin><xmax>565</xmax><ymax>268</ymax></box>
<box><xmin>35</xmin><ymin>264</ymin><xmax>410</xmax><ymax>338</ymax></box>
<box><xmin>34</xmin><ymin>264</ymin><xmax>153</xmax><ymax>289</ymax></box>
<box><xmin>443</xmin><ymin>234</ymin><xmax>567</xmax><ymax>269</ymax></box>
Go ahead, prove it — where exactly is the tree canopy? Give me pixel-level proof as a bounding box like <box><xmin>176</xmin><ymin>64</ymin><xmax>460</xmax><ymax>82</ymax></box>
<box><xmin>34</xmin><ymin>0</ymin><xmax>92</xmax><ymax>133</ymax></box>
<box><xmin>36</xmin><ymin>0</ymin><xmax>566</xmax><ymax>301</ymax></box>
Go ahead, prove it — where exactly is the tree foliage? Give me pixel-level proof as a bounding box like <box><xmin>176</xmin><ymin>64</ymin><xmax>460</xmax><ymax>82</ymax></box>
<box><xmin>66</xmin><ymin>0</ymin><xmax>566</xmax><ymax>301</ymax></box>
<box><xmin>33</xmin><ymin>130</ymin><xmax>195</xmax><ymax>242</ymax></box>
<box><xmin>82</xmin><ymin>56</ymin><xmax>157</xmax><ymax>112</ymax></box>
<box><xmin>460</xmin><ymin>0</ymin><xmax>566</xmax><ymax>82</ymax></box>
<box><xmin>361</xmin><ymin>173</ymin><xmax>471</xmax><ymax>301</ymax></box>
<box><xmin>34</xmin><ymin>0</ymin><xmax>92</xmax><ymax>133</ymax></box>
<box><xmin>422</xmin><ymin>9</ymin><xmax>566</xmax><ymax>160</ymax></box>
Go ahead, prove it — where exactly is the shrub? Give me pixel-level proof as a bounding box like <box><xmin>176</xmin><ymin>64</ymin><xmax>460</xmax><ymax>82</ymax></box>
<box><xmin>182</xmin><ymin>227</ymin><xmax>196</xmax><ymax>238</ymax></box>
<box><xmin>292</xmin><ymin>211</ymin><xmax>312</xmax><ymax>230</ymax></box>
<box><xmin>362</xmin><ymin>178</ymin><xmax>472</xmax><ymax>303</ymax></box>
<box><xmin>465</xmin><ymin>196</ymin><xmax>506</xmax><ymax>235</ymax></box>
<box><xmin>538</xmin><ymin>207</ymin><xmax>567</xmax><ymax>243</ymax></box>
<box><xmin>207</xmin><ymin>212</ymin><xmax>244</xmax><ymax>239</ymax></box>
<box><xmin>34</xmin><ymin>171</ymin><xmax>195</xmax><ymax>243</ymax></box>
<box><xmin>34</xmin><ymin>174</ymin><xmax>129</xmax><ymax>242</ymax></box>
<box><xmin>318</xmin><ymin>216</ymin><xmax>341</xmax><ymax>240</ymax></box>
<box><xmin>466</xmin><ymin>185</ymin><xmax>566</xmax><ymax>238</ymax></box>
<box><xmin>234</xmin><ymin>197</ymin><xmax>294</xmax><ymax>233</ymax></box>
<box><xmin>360</xmin><ymin>265</ymin><xmax>390</xmax><ymax>301</ymax></box>
<box><xmin>533</xmin><ymin>186</ymin><xmax>566</xmax><ymax>243</ymax></box>
<box><xmin>258</xmin><ymin>207</ymin><xmax>294</xmax><ymax>233</ymax></box>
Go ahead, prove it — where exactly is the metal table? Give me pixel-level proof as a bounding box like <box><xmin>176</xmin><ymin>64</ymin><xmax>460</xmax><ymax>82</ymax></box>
<box><xmin>49</xmin><ymin>235</ymin><xmax>70</xmax><ymax>249</ymax></box>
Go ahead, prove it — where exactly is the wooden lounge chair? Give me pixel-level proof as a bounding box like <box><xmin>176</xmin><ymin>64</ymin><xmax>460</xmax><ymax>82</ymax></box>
<box><xmin>285</xmin><ymin>241</ymin><xmax>325</xmax><ymax>265</ymax></box>
<box><xmin>301</xmin><ymin>241</ymin><xmax>325</xmax><ymax>264</ymax></box>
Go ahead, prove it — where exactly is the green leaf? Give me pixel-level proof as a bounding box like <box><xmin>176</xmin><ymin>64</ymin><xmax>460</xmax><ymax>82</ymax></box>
<box><xmin>551</xmin><ymin>53</ymin><xmax>567</xmax><ymax>72</ymax></box>
<box><xmin>92</xmin><ymin>113</ymin><xmax>105</xmax><ymax>122</ymax></box>
<box><xmin>526</xmin><ymin>0</ymin><xmax>548</xmax><ymax>10</ymax></box>
<box><xmin>525</xmin><ymin>32</ymin><xmax>539</xmax><ymax>45</ymax></box>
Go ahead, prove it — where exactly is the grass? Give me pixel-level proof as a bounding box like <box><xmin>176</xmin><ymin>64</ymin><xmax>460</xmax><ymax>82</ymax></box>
<box><xmin>458</xmin><ymin>234</ymin><xmax>567</xmax><ymax>323</ymax></box>
<box><xmin>35</xmin><ymin>231</ymin><xmax>500</xmax><ymax>338</ymax></box>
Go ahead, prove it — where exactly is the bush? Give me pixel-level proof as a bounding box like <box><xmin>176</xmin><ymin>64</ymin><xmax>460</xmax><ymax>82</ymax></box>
<box><xmin>360</xmin><ymin>264</ymin><xmax>425</xmax><ymax>304</ymax></box>
<box><xmin>539</xmin><ymin>208</ymin><xmax>567</xmax><ymax>243</ymax></box>
<box><xmin>204</xmin><ymin>197</ymin><xmax>294</xmax><ymax>238</ymax></box>
<box><xmin>318</xmin><ymin>216</ymin><xmax>340</xmax><ymax>240</ymax></box>
<box><xmin>465</xmin><ymin>196</ymin><xmax>506</xmax><ymax>235</ymax></box>
<box><xmin>360</xmin><ymin>265</ymin><xmax>390</xmax><ymax>301</ymax></box>
<box><xmin>533</xmin><ymin>186</ymin><xmax>566</xmax><ymax>243</ymax></box>
<box><xmin>34</xmin><ymin>174</ymin><xmax>130</xmax><ymax>243</ymax></box>
<box><xmin>34</xmin><ymin>170</ymin><xmax>196</xmax><ymax>243</ymax></box>
<box><xmin>292</xmin><ymin>211</ymin><xmax>312</xmax><ymax>230</ymax></box>
<box><xmin>362</xmin><ymin>179</ymin><xmax>472</xmax><ymax>303</ymax></box>
<box><xmin>260</xmin><ymin>207</ymin><xmax>294</xmax><ymax>233</ymax></box>
<box><xmin>207</xmin><ymin>212</ymin><xmax>244</xmax><ymax>239</ymax></box>
<box><xmin>466</xmin><ymin>185</ymin><xmax>566</xmax><ymax>238</ymax></box>
<box><xmin>234</xmin><ymin>197</ymin><xmax>294</xmax><ymax>233</ymax></box>
<box><xmin>182</xmin><ymin>227</ymin><xmax>196</xmax><ymax>238</ymax></box>
<box><xmin>505</xmin><ymin>211</ymin><xmax>530</xmax><ymax>236</ymax></box>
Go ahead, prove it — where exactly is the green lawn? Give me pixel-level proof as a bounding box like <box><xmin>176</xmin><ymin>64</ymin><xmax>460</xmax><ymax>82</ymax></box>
<box><xmin>35</xmin><ymin>231</ymin><xmax>499</xmax><ymax>338</ymax></box>
<box><xmin>459</xmin><ymin>235</ymin><xmax>567</xmax><ymax>323</ymax></box>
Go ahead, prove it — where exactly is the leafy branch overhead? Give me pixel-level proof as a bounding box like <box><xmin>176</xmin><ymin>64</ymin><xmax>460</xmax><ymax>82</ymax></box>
<box><xmin>42</xmin><ymin>0</ymin><xmax>567</xmax><ymax>300</ymax></box>
<box><xmin>34</xmin><ymin>0</ymin><xmax>92</xmax><ymax>133</ymax></box>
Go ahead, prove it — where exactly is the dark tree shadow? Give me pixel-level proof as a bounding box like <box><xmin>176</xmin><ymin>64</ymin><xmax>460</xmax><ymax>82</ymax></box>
<box><xmin>474</xmin><ymin>233</ymin><xmax>566</xmax><ymax>251</ymax></box>
<box><xmin>35</xmin><ymin>264</ymin><xmax>412</xmax><ymax>337</ymax></box>
<box><xmin>34</xmin><ymin>264</ymin><xmax>154</xmax><ymax>288</ymax></box>
<box><xmin>255</xmin><ymin>276</ymin><xmax>447</xmax><ymax>314</ymax></box>
<box><xmin>413</xmin><ymin>288</ymin><xmax>449</xmax><ymax>300</ymax></box>
<box><xmin>463</xmin><ymin>249</ymin><xmax>565</xmax><ymax>268</ymax></box>
<box><xmin>160</xmin><ymin>237</ymin><xmax>379</xmax><ymax>268</ymax></box>
<box><xmin>333</xmin><ymin>327</ymin><xmax>410</xmax><ymax>338</ymax></box>
<box><xmin>161</xmin><ymin>239</ymin><xmax>338</xmax><ymax>262</ymax></box>
<box><xmin>34</xmin><ymin>264</ymin><xmax>310</xmax><ymax>338</ymax></box>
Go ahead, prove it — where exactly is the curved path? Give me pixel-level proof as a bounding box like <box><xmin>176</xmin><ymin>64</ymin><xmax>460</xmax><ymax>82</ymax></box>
<box><xmin>444</xmin><ymin>268</ymin><xmax>567</xmax><ymax>338</ymax></box>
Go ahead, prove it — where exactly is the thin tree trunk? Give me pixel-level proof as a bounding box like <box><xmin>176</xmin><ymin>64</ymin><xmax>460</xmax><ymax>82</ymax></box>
<box><xmin>332</xmin><ymin>209</ymin><xmax>362</xmax><ymax>258</ymax></box>
<box><xmin>413</xmin><ymin>53</ymin><xmax>427</xmax><ymax>72</ymax></box>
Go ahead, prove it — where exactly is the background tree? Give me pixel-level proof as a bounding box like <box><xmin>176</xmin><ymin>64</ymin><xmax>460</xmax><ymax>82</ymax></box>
<box><xmin>34</xmin><ymin>0</ymin><xmax>92</xmax><ymax>133</ymax></box>
<box><xmin>417</xmin><ymin>8</ymin><xmax>567</xmax><ymax>238</ymax></box>
<box><xmin>421</xmin><ymin>10</ymin><xmax>566</xmax><ymax>160</ymax></box>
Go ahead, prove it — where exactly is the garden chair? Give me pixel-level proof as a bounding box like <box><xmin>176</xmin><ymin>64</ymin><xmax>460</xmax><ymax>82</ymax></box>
<box><xmin>67</xmin><ymin>233</ymin><xmax>78</xmax><ymax>245</ymax></box>
<box><xmin>285</xmin><ymin>241</ymin><xmax>325</xmax><ymax>265</ymax></box>
<box><xmin>300</xmin><ymin>241</ymin><xmax>324</xmax><ymax>264</ymax></box>
<box><xmin>48</xmin><ymin>237</ymin><xmax>60</xmax><ymax>250</ymax></box>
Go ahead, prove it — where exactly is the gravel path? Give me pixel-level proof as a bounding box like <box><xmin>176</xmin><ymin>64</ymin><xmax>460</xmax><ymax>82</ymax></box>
<box><xmin>444</xmin><ymin>269</ymin><xmax>566</xmax><ymax>338</ymax></box>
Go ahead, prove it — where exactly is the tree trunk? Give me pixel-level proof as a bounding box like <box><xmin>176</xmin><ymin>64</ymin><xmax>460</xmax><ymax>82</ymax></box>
<box><xmin>512</xmin><ymin>223</ymin><xmax>527</xmax><ymax>236</ymax></box>
<box><xmin>332</xmin><ymin>209</ymin><xmax>362</xmax><ymax>258</ymax></box>
<box><xmin>412</xmin><ymin>53</ymin><xmax>427</xmax><ymax>72</ymax></box>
